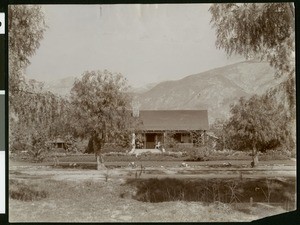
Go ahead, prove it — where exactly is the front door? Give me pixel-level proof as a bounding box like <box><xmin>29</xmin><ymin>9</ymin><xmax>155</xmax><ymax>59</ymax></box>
<box><xmin>146</xmin><ymin>133</ymin><xmax>155</xmax><ymax>148</ymax></box>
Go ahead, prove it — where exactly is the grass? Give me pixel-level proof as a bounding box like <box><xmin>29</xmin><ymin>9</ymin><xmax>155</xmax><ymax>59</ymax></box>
<box><xmin>9</xmin><ymin>178</ymin><xmax>83</xmax><ymax>202</ymax></box>
<box><xmin>10</xmin><ymin>179</ymin><xmax>49</xmax><ymax>201</ymax></box>
<box><xmin>10</xmin><ymin>146</ymin><xmax>293</xmax><ymax>167</ymax></box>
<box><xmin>53</xmin><ymin>149</ymin><xmax>291</xmax><ymax>162</ymax></box>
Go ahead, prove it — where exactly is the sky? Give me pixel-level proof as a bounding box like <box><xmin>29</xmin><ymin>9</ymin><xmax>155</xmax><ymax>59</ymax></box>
<box><xmin>25</xmin><ymin>4</ymin><xmax>244</xmax><ymax>88</ymax></box>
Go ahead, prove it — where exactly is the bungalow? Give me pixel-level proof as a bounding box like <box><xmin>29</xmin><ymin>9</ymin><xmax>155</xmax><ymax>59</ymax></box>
<box><xmin>130</xmin><ymin>110</ymin><xmax>209</xmax><ymax>152</ymax></box>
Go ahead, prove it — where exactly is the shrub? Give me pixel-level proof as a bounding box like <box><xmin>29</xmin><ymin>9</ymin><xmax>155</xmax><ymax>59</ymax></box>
<box><xmin>9</xmin><ymin>179</ymin><xmax>48</xmax><ymax>201</ymax></box>
<box><xmin>102</xmin><ymin>143</ymin><xmax>128</xmax><ymax>153</ymax></box>
<box><xmin>164</xmin><ymin>131</ymin><xmax>180</xmax><ymax>148</ymax></box>
<box><xmin>183</xmin><ymin>146</ymin><xmax>214</xmax><ymax>161</ymax></box>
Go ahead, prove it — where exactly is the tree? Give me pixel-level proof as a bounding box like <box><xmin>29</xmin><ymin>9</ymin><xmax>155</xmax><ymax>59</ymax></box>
<box><xmin>209</xmin><ymin>3</ymin><xmax>295</xmax><ymax>112</ymax></box>
<box><xmin>224</xmin><ymin>92</ymin><xmax>292</xmax><ymax>166</ymax></box>
<box><xmin>210</xmin><ymin>118</ymin><xmax>227</xmax><ymax>150</ymax></box>
<box><xmin>8</xmin><ymin>5</ymin><xmax>47</xmax><ymax>100</ymax></box>
<box><xmin>8</xmin><ymin>6</ymin><xmax>76</xmax><ymax>161</ymax></box>
<box><xmin>209</xmin><ymin>3</ymin><xmax>296</xmax><ymax>165</ymax></box>
<box><xmin>70</xmin><ymin>70</ymin><xmax>133</xmax><ymax>170</ymax></box>
<box><xmin>209</xmin><ymin>3</ymin><xmax>295</xmax><ymax>79</ymax></box>
<box><xmin>9</xmin><ymin>79</ymin><xmax>71</xmax><ymax>161</ymax></box>
<box><xmin>8</xmin><ymin>5</ymin><xmax>48</xmax><ymax>119</ymax></box>
<box><xmin>8</xmin><ymin>5</ymin><xmax>60</xmax><ymax>161</ymax></box>
<box><xmin>263</xmin><ymin>83</ymin><xmax>296</xmax><ymax>154</ymax></box>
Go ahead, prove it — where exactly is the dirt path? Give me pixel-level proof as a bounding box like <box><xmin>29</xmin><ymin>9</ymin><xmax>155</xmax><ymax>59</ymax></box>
<box><xmin>10</xmin><ymin>161</ymin><xmax>296</xmax><ymax>182</ymax></box>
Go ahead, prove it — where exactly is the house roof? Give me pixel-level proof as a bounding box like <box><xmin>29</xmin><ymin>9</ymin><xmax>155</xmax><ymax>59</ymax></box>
<box><xmin>137</xmin><ymin>110</ymin><xmax>209</xmax><ymax>131</ymax></box>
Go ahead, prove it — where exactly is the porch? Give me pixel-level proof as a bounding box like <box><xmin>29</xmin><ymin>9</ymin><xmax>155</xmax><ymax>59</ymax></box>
<box><xmin>133</xmin><ymin>130</ymin><xmax>206</xmax><ymax>150</ymax></box>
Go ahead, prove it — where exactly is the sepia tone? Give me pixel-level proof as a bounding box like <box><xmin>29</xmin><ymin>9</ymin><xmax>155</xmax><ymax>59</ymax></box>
<box><xmin>9</xmin><ymin>3</ymin><xmax>296</xmax><ymax>222</ymax></box>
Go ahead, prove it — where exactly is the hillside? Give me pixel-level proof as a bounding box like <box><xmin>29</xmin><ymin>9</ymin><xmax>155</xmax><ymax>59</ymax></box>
<box><xmin>137</xmin><ymin>60</ymin><xmax>283</xmax><ymax>123</ymax></box>
<box><xmin>39</xmin><ymin>60</ymin><xmax>283</xmax><ymax>124</ymax></box>
<box><xmin>42</xmin><ymin>77</ymin><xmax>157</xmax><ymax>97</ymax></box>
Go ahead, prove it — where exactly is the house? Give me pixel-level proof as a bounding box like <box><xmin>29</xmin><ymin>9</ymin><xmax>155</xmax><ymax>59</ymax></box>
<box><xmin>130</xmin><ymin>110</ymin><xmax>209</xmax><ymax>151</ymax></box>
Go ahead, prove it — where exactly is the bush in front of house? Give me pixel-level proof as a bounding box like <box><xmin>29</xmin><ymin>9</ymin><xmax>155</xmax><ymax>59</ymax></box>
<box><xmin>182</xmin><ymin>146</ymin><xmax>212</xmax><ymax>161</ymax></box>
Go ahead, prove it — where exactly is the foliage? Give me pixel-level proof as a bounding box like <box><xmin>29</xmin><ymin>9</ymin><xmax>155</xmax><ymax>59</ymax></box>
<box><xmin>10</xmin><ymin>179</ymin><xmax>48</xmax><ymax>201</ymax></box>
<box><xmin>183</xmin><ymin>146</ymin><xmax>211</xmax><ymax>162</ymax></box>
<box><xmin>70</xmin><ymin>70</ymin><xmax>134</xmax><ymax>155</ymax></box>
<box><xmin>102</xmin><ymin>143</ymin><xmax>130</xmax><ymax>153</ymax></box>
<box><xmin>9</xmin><ymin>5</ymin><xmax>47</xmax><ymax>100</ymax></box>
<box><xmin>8</xmin><ymin>5</ymin><xmax>73</xmax><ymax>160</ymax></box>
<box><xmin>163</xmin><ymin>131</ymin><xmax>178</xmax><ymax>148</ymax></box>
<box><xmin>62</xmin><ymin>135</ymin><xmax>80</xmax><ymax>153</ymax></box>
<box><xmin>27</xmin><ymin>129</ymin><xmax>51</xmax><ymax>162</ymax></box>
<box><xmin>210</xmin><ymin>119</ymin><xmax>227</xmax><ymax>150</ymax></box>
<box><xmin>9</xmin><ymin>5</ymin><xmax>47</xmax><ymax>116</ymax></box>
<box><xmin>209</xmin><ymin>4</ymin><xmax>296</xmax><ymax>152</ymax></box>
<box><xmin>164</xmin><ymin>131</ymin><xmax>205</xmax><ymax>148</ymax></box>
<box><xmin>224</xmin><ymin>89</ymin><xmax>295</xmax><ymax>154</ymax></box>
<box><xmin>189</xmin><ymin>130</ymin><xmax>205</xmax><ymax>147</ymax></box>
<box><xmin>9</xmin><ymin>79</ymin><xmax>72</xmax><ymax>160</ymax></box>
<box><xmin>209</xmin><ymin>3</ymin><xmax>295</xmax><ymax>79</ymax></box>
<box><xmin>265</xmin><ymin>83</ymin><xmax>296</xmax><ymax>152</ymax></box>
<box><xmin>84</xmin><ymin>134</ymin><xmax>103</xmax><ymax>154</ymax></box>
<box><xmin>225</xmin><ymin>95</ymin><xmax>277</xmax><ymax>151</ymax></box>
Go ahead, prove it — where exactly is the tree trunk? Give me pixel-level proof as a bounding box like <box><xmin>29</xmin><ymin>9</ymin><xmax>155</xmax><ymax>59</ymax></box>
<box><xmin>92</xmin><ymin>131</ymin><xmax>106</xmax><ymax>170</ymax></box>
<box><xmin>252</xmin><ymin>144</ymin><xmax>259</xmax><ymax>167</ymax></box>
<box><xmin>96</xmin><ymin>152</ymin><xmax>105</xmax><ymax>170</ymax></box>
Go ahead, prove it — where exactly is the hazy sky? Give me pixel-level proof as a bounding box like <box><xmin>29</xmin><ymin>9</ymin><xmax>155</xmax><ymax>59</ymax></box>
<box><xmin>25</xmin><ymin>4</ymin><xmax>243</xmax><ymax>88</ymax></box>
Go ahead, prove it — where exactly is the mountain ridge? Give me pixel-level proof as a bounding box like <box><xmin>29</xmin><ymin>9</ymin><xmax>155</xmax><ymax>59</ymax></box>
<box><xmin>137</xmin><ymin>60</ymin><xmax>282</xmax><ymax>123</ymax></box>
<box><xmin>37</xmin><ymin>60</ymin><xmax>282</xmax><ymax>124</ymax></box>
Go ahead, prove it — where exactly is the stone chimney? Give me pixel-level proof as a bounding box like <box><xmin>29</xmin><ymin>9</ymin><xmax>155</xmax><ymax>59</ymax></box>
<box><xmin>131</xmin><ymin>99</ymin><xmax>140</xmax><ymax>117</ymax></box>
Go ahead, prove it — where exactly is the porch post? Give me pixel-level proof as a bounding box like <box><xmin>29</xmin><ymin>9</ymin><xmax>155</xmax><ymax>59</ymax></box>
<box><xmin>202</xmin><ymin>130</ymin><xmax>206</xmax><ymax>145</ymax></box>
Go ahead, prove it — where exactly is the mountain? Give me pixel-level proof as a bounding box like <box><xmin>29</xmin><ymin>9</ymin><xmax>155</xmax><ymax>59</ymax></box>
<box><xmin>129</xmin><ymin>82</ymin><xmax>160</xmax><ymax>94</ymax></box>
<box><xmin>39</xmin><ymin>60</ymin><xmax>283</xmax><ymax>124</ymax></box>
<box><xmin>43</xmin><ymin>76</ymin><xmax>76</xmax><ymax>97</ymax></box>
<box><xmin>43</xmin><ymin>77</ymin><xmax>157</xmax><ymax>97</ymax></box>
<box><xmin>137</xmin><ymin>60</ymin><xmax>283</xmax><ymax>123</ymax></box>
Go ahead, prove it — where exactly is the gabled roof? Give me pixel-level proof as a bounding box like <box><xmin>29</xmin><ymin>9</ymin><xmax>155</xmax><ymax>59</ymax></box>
<box><xmin>137</xmin><ymin>110</ymin><xmax>209</xmax><ymax>131</ymax></box>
